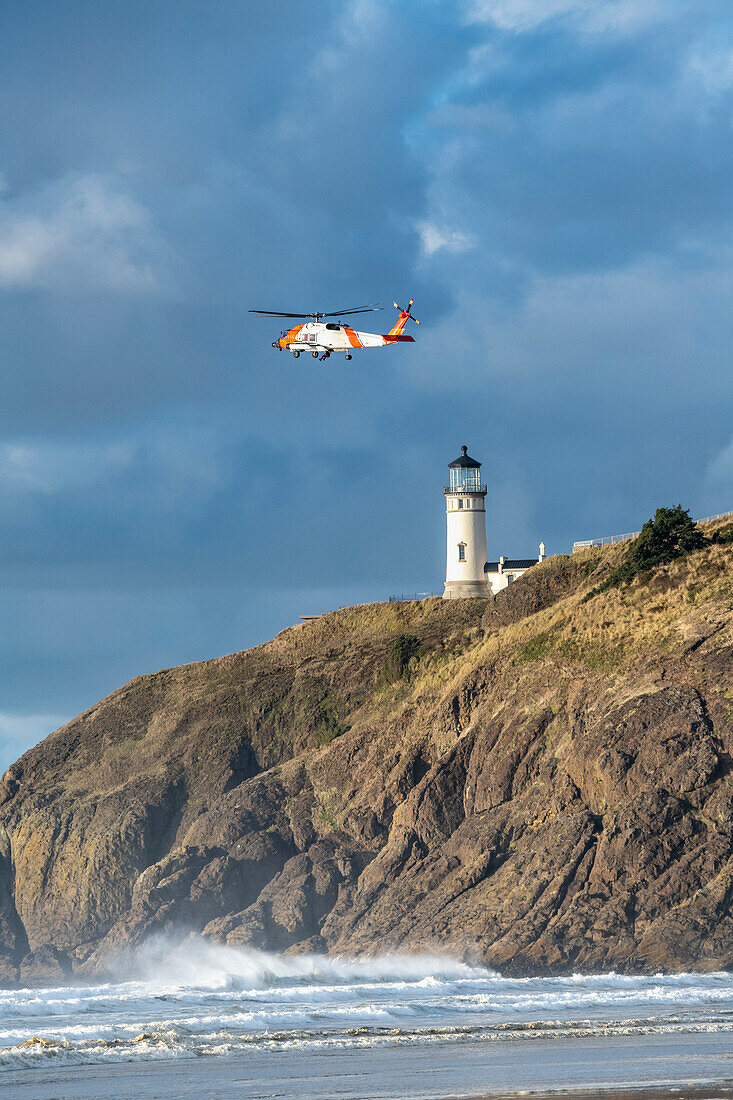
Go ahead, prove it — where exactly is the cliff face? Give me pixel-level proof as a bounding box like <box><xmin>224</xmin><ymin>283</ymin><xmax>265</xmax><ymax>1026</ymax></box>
<box><xmin>2</xmin><ymin>536</ymin><xmax>733</xmax><ymax>984</ymax></box>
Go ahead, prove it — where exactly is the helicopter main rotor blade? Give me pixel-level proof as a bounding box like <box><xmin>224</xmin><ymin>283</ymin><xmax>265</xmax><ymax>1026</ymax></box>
<box><xmin>250</xmin><ymin>305</ymin><xmax>382</xmax><ymax>318</ymax></box>
<box><xmin>249</xmin><ymin>310</ymin><xmax>317</xmax><ymax>318</ymax></box>
<box><xmin>324</xmin><ymin>305</ymin><xmax>382</xmax><ymax>317</ymax></box>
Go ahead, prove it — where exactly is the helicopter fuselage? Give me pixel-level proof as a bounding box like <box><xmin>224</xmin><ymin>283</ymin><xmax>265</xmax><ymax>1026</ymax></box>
<box><xmin>276</xmin><ymin>321</ymin><xmax>413</xmax><ymax>356</ymax></box>
<box><xmin>253</xmin><ymin>301</ymin><xmax>419</xmax><ymax>359</ymax></box>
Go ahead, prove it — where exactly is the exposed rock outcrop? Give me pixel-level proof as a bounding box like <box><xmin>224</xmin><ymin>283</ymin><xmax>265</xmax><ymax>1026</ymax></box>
<box><xmin>2</xmin><ymin>536</ymin><xmax>733</xmax><ymax>983</ymax></box>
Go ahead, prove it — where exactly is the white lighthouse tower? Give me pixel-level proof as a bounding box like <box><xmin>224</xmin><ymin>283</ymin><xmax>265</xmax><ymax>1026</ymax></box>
<box><xmin>443</xmin><ymin>445</ymin><xmax>490</xmax><ymax>599</ymax></box>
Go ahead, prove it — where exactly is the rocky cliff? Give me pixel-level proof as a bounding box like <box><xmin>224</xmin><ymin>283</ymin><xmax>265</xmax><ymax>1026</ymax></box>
<box><xmin>2</xmin><ymin>531</ymin><xmax>733</xmax><ymax>984</ymax></box>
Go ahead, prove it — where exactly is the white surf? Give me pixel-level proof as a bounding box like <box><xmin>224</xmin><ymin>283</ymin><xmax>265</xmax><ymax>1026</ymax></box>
<box><xmin>2</xmin><ymin>938</ymin><xmax>733</xmax><ymax>1071</ymax></box>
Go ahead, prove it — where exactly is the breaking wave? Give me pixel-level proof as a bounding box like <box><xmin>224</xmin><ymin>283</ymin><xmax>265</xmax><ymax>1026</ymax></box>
<box><xmin>122</xmin><ymin>936</ymin><xmax>488</xmax><ymax>989</ymax></box>
<box><xmin>2</xmin><ymin>937</ymin><xmax>733</xmax><ymax>1071</ymax></box>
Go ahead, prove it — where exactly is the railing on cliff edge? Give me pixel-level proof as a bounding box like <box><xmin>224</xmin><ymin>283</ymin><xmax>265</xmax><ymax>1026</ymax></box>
<box><xmin>388</xmin><ymin>592</ymin><xmax>442</xmax><ymax>603</ymax></box>
<box><xmin>572</xmin><ymin>509</ymin><xmax>733</xmax><ymax>553</ymax></box>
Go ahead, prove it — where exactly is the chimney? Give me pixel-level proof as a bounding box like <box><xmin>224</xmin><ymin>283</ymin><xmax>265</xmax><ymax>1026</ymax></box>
<box><xmin>539</xmin><ymin>541</ymin><xmax>546</xmax><ymax>562</ymax></box>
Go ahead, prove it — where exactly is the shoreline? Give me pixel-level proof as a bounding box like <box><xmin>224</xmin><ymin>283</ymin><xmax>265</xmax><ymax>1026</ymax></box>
<box><xmin>456</xmin><ymin>1088</ymin><xmax>733</xmax><ymax>1100</ymax></box>
<box><xmin>3</xmin><ymin>1043</ymin><xmax>733</xmax><ymax>1100</ymax></box>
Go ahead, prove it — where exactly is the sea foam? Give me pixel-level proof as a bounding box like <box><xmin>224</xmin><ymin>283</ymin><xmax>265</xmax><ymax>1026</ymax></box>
<box><xmin>2</xmin><ymin>938</ymin><xmax>733</xmax><ymax>1073</ymax></box>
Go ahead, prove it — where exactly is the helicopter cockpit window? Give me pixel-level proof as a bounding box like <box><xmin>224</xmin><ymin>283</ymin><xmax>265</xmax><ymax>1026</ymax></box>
<box><xmin>325</xmin><ymin>323</ymin><xmax>341</xmax><ymax>331</ymax></box>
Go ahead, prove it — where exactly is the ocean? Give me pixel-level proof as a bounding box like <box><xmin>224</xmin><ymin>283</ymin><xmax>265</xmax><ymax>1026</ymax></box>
<box><xmin>1</xmin><ymin>939</ymin><xmax>733</xmax><ymax>1099</ymax></box>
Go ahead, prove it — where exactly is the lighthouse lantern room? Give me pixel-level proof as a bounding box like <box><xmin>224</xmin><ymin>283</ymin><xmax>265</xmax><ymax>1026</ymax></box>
<box><xmin>442</xmin><ymin>445</ymin><xmax>490</xmax><ymax>599</ymax></box>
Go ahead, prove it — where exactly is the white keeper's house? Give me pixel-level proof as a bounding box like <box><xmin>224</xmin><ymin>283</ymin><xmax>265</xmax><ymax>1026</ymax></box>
<box><xmin>442</xmin><ymin>445</ymin><xmax>546</xmax><ymax>599</ymax></box>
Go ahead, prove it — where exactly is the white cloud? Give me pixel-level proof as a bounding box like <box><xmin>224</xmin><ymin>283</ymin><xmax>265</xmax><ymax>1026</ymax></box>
<box><xmin>0</xmin><ymin>712</ymin><xmax>68</xmax><ymax>774</ymax></box>
<box><xmin>700</xmin><ymin>436</ymin><xmax>733</xmax><ymax>518</ymax></box>
<box><xmin>687</xmin><ymin>44</ymin><xmax>733</xmax><ymax>96</ymax></box>
<box><xmin>272</xmin><ymin>4</ymin><xmax>390</xmax><ymax>154</ymax></box>
<box><xmin>465</xmin><ymin>0</ymin><xmax>586</xmax><ymax>30</ymax></box>
<box><xmin>464</xmin><ymin>0</ymin><xmax>667</xmax><ymax>35</ymax></box>
<box><xmin>0</xmin><ymin>441</ymin><xmax>134</xmax><ymax>495</ymax></box>
<box><xmin>418</xmin><ymin>221</ymin><xmax>476</xmax><ymax>256</ymax></box>
<box><xmin>342</xmin><ymin>0</ymin><xmax>387</xmax><ymax>35</ymax></box>
<box><xmin>706</xmin><ymin>438</ymin><xmax>733</xmax><ymax>485</ymax></box>
<box><xmin>405</xmin><ymin>249</ymin><xmax>733</xmax><ymax>393</ymax></box>
<box><xmin>0</xmin><ymin>427</ymin><xmax>226</xmax><ymax>509</ymax></box>
<box><xmin>0</xmin><ymin>174</ymin><xmax>170</xmax><ymax>292</ymax></box>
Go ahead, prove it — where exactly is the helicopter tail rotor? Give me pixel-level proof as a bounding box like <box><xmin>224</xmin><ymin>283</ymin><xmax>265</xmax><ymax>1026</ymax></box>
<box><xmin>389</xmin><ymin>299</ymin><xmax>420</xmax><ymax>336</ymax></box>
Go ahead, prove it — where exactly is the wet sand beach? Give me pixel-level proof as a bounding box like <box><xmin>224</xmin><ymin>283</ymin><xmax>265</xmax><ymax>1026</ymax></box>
<box><xmin>462</xmin><ymin>1089</ymin><xmax>733</xmax><ymax>1100</ymax></box>
<box><xmin>2</xmin><ymin>1029</ymin><xmax>733</xmax><ymax>1100</ymax></box>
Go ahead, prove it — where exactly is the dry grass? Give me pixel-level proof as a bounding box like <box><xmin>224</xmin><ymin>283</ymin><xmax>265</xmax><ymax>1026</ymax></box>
<box><xmin>16</xmin><ymin>530</ymin><xmax>733</xmax><ymax>814</ymax></box>
<box><xmin>359</xmin><ymin>534</ymin><xmax>733</xmax><ymax>762</ymax></box>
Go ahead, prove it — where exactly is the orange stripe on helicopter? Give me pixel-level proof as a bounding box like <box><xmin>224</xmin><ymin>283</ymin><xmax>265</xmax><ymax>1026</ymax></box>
<box><xmin>343</xmin><ymin>326</ymin><xmax>363</xmax><ymax>348</ymax></box>
<box><xmin>280</xmin><ymin>323</ymin><xmax>304</xmax><ymax>348</ymax></box>
<box><xmin>388</xmin><ymin>312</ymin><xmax>411</xmax><ymax>337</ymax></box>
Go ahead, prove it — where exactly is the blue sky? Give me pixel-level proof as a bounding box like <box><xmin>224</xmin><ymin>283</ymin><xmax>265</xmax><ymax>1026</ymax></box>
<box><xmin>2</xmin><ymin>0</ymin><xmax>733</xmax><ymax>770</ymax></box>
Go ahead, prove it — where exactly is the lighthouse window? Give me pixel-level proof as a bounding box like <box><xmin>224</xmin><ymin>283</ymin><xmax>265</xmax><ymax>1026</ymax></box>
<box><xmin>458</xmin><ymin>499</ymin><xmax>463</xmax><ymax>509</ymax></box>
<box><xmin>458</xmin><ymin>543</ymin><xmax>466</xmax><ymax>561</ymax></box>
<box><xmin>450</xmin><ymin>468</ymin><xmax>481</xmax><ymax>492</ymax></box>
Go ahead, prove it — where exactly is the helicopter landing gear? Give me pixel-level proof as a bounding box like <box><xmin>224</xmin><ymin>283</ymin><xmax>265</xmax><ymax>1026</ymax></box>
<box><xmin>345</xmin><ymin>353</ymin><xmax>352</xmax><ymax>360</ymax></box>
<box><xmin>311</xmin><ymin>350</ymin><xmax>319</xmax><ymax>358</ymax></box>
<box><xmin>293</xmin><ymin>350</ymin><xmax>300</xmax><ymax>358</ymax></box>
<box><xmin>319</xmin><ymin>351</ymin><xmax>332</xmax><ymax>361</ymax></box>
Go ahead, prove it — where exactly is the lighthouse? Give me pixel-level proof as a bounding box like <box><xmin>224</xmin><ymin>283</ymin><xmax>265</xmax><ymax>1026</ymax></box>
<box><xmin>442</xmin><ymin>445</ymin><xmax>490</xmax><ymax>599</ymax></box>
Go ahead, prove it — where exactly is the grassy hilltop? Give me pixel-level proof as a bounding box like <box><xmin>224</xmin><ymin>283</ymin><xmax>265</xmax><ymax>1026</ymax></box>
<box><xmin>1</xmin><ymin>522</ymin><xmax>733</xmax><ymax>983</ymax></box>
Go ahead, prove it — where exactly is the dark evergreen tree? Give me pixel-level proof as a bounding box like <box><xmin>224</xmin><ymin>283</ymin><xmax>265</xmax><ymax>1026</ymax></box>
<box><xmin>585</xmin><ymin>506</ymin><xmax>705</xmax><ymax>599</ymax></box>
<box><xmin>627</xmin><ymin>505</ymin><xmax>705</xmax><ymax>571</ymax></box>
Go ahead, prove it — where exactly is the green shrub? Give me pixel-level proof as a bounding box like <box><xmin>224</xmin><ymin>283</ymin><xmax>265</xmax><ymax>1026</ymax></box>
<box><xmin>710</xmin><ymin>522</ymin><xmax>733</xmax><ymax>545</ymax></box>
<box><xmin>376</xmin><ymin>634</ymin><xmax>421</xmax><ymax>686</ymax></box>
<box><xmin>584</xmin><ymin>506</ymin><xmax>705</xmax><ymax>600</ymax></box>
<box><xmin>515</xmin><ymin>631</ymin><xmax>556</xmax><ymax>662</ymax></box>
<box><xmin>315</xmin><ymin>706</ymin><xmax>350</xmax><ymax>745</ymax></box>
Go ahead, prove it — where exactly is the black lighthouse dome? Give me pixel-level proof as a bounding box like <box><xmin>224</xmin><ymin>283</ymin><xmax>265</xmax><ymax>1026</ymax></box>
<box><xmin>447</xmin><ymin>445</ymin><xmax>483</xmax><ymax>492</ymax></box>
<box><xmin>448</xmin><ymin>444</ymin><xmax>481</xmax><ymax>469</ymax></box>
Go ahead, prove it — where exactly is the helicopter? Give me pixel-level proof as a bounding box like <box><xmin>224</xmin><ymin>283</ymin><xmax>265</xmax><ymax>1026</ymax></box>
<box><xmin>249</xmin><ymin>300</ymin><xmax>419</xmax><ymax>360</ymax></box>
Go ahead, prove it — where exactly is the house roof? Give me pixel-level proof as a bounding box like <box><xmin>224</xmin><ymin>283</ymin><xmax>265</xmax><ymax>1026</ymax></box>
<box><xmin>448</xmin><ymin>445</ymin><xmax>481</xmax><ymax>469</ymax></box>
<box><xmin>484</xmin><ymin>559</ymin><xmax>538</xmax><ymax>573</ymax></box>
